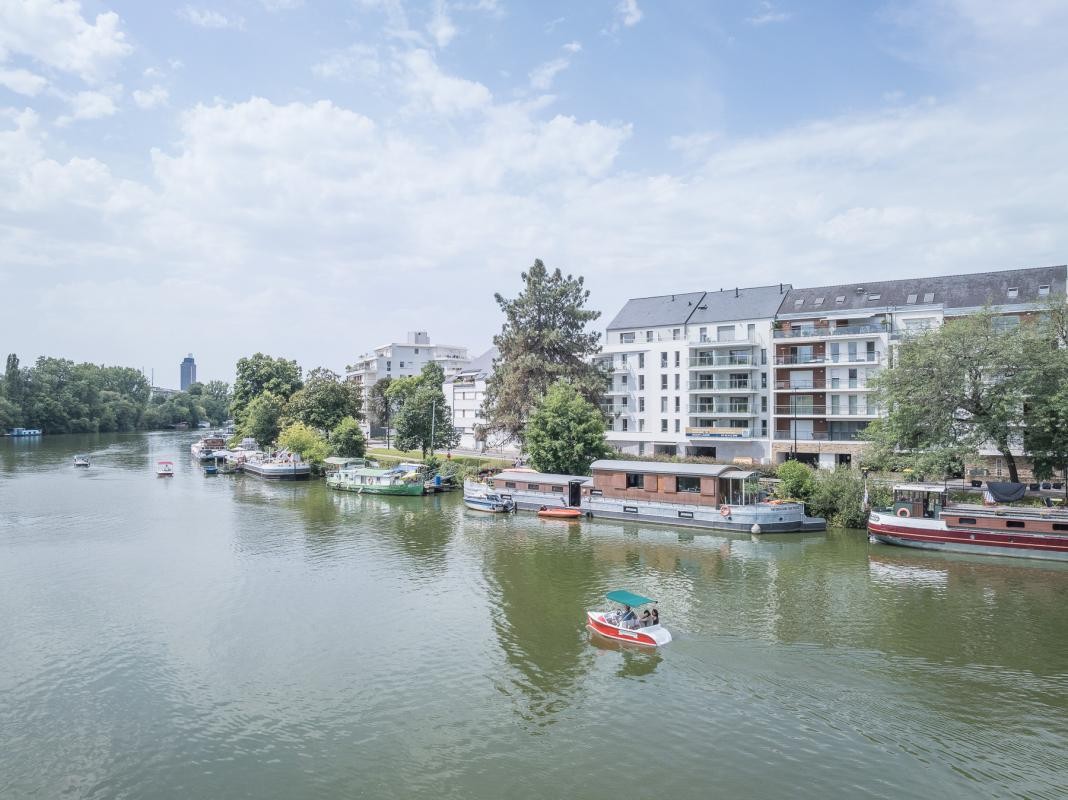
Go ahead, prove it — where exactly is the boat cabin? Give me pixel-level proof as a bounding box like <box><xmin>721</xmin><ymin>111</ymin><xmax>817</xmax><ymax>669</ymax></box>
<box><xmin>588</xmin><ymin>459</ymin><xmax>759</xmax><ymax>507</ymax></box>
<box><xmin>891</xmin><ymin>483</ymin><xmax>947</xmax><ymax>519</ymax></box>
<box><xmin>489</xmin><ymin>470</ymin><xmax>591</xmax><ymax>507</ymax></box>
<box><xmin>323</xmin><ymin>456</ymin><xmax>374</xmax><ymax>475</ymax></box>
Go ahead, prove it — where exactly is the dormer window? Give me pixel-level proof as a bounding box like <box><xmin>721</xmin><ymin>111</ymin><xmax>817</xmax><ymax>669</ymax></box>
<box><xmin>923</xmin><ymin>292</ymin><xmax>934</xmax><ymax>303</ymax></box>
<box><xmin>1007</xmin><ymin>287</ymin><xmax>1019</xmax><ymax>299</ymax></box>
<box><xmin>867</xmin><ymin>293</ymin><xmax>881</xmax><ymax>301</ymax></box>
<box><xmin>814</xmin><ymin>297</ymin><xmax>824</xmax><ymax>306</ymax></box>
<box><xmin>1039</xmin><ymin>285</ymin><xmax>1051</xmax><ymax>296</ymax></box>
<box><xmin>835</xmin><ymin>295</ymin><xmax>845</xmax><ymax>303</ymax></box>
<box><xmin>793</xmin><ymin>299</ymin><xmax>804</xmax><ymax>307</ymax></box>
<box><xmin>906</xmin><ymin>293</ymin><xmax>917</xmax><ymax>304</ymax></box>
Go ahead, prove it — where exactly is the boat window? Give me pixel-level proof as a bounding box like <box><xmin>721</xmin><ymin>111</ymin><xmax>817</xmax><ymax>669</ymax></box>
<box><xmin>677</xmin><ymin>510</ymin><xmax>694</xmax><ymax>519</ymax></box>
<box><xmin>676</xmin><ymin>476</ymin><xmax>701</xmax><ymax>493</ymax></box>
<box><xmin>527</xmin><ymin>483</ymin><xmax>540</xmax><ymax>490</ymax></box>
<box><xmin>1005</xmin><ymin>520</ymin><xmax>1025</xmax><ymax>528</ymax></box>
<box><xmin>626</xmin><ymin>473</ymin><xmax>644</xmax><ymax>489</ymax></box>
<box><xmin>957</xmin><ymin>517</ymin><xmax>977</xmax><ymax>525</ymax></box>
<box><xmin>590</xmin><ymin>489</ymin><xmax>603</xmax><ymax>497</ymax></box>
<box><xmin>1053</xmin><ymin>523</ymin><xmax>1068</xmax><ymax>531</ymax></box>
<box><xmin>551</xmin><ymin>485</ymin><xmax>563</xmax><ymax>492</ymax></box>
<box><xmin>504</xmin><ymin>481</ymin><xmax>516</xmax><ymax>488</ymax></box>
<box><xmin>623</xmin><ymin>506</ymin><xmax>639</xmax><ymax>513</ymax></box>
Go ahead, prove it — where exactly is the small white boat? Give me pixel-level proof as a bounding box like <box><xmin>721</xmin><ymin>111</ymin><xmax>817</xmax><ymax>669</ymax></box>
<box><xmin>156</xmin><ymin>460</ymin><xmax>174</xmax><ymax>477</ymax></box>
<box><xmin>463</xmin><ymin>486</ymin><xmax>515</xmax><ymax>513</ymax></box>
<box><xmin>73</xmin><ymin>454</ymin><xmax>90</xmax><ymax>467</ymax></box>
<box><xmin>586</xmin><ymin>590</ymin><xmax>671</xmax><ymax>648</ymax></box>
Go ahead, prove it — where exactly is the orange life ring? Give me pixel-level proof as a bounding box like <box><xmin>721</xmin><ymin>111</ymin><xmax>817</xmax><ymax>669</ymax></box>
<box><xmin>896</xmin><ymin>507</ymin><xmax>911</xmax><ymax>518</ymax></box>
<box><xmin>720</xmin><ymin>505</ymin><xmax>731</xmax><ymax>517</ymax></box>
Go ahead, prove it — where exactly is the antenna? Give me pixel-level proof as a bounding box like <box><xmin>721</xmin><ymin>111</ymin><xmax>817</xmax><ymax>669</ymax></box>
<box><xmin>735</xmin><ymin>287</ymin><xmax>739</xmax><ymax>298</ymax></box>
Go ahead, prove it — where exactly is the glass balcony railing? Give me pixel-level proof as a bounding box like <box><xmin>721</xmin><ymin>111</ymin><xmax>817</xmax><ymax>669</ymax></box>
<box><xmin>689</xmin><ymin>405</ymin><xmax>755</xmax><ymax>415</ymax></box>
<box><xmin>772</xmin><ymin>430</ymin><xmax>869</xmax><ymax>441</ymax></box>
<box><xmin>774</xmin><ymin>380</ymin><xmax>867</xmax><ymax>390</ymax></box>
<box><xmin>773</xmin><ymin>323</ymin><xmax>886</xmax><ymax>339</ymax></box>
<box><xmin>689</xmin><ymin>380</ymin><xmax>754</xmax><ymax>391</ymax></box>
<box><xmin>689</xmin><ymin>355</ymin><xmax>754</xmax><ymax>368</ymax></box>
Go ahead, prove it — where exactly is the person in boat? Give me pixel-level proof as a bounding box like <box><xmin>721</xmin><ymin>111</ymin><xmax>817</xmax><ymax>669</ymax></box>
<box><xmin>651</xmin><ymin>608</ymin><xmax>659</xmax><ymax>626</ymax></box>
<box><xmin>620</xmin><ymin>605</ymin><xmax>637</xmax><ymax>627</ymax></box>
<box><xmin>640</xmin><ymin>609</ymin><xmax>652</xmax><ymax>627</ymax></box>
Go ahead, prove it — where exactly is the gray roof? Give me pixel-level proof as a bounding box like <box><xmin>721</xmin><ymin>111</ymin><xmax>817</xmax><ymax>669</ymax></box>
<box><xmin>688</xmin><ymin>285</ymin><xmax>793</xmax><ymax>324</ymax></box>
<box><xmin>590</xmin><ymin>459</ymin><xmax>751</xmax><ymax>478</ymax></box>
<box><xmin>777</xmin><ymin>265</ymin><xmax>1066</xmax><ymax>316</ymax></box>
<box><xmin>492</xmin><ymin>470</ymin><xmax>590</xmax><ymax>485</ymax></box>
<box><xmin>607</xmin><ymin>285</ymin><xmax>792</xmax><ymax>330</ymax></box>
<box><xmin>445</xmin><ymin>346</ymin><xmax>498</xmax><ymax>383</ymax></box>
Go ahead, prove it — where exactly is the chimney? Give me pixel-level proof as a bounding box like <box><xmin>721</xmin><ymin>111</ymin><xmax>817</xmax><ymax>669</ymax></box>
<box><xmin>735</xmin><ymin>287</ymin><xmax>739</xmax><ymax>298</ymax></box>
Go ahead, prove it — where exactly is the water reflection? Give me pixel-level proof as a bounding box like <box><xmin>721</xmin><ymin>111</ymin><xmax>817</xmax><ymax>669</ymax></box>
<box><xmin>587</xmin><ymin>634</ymin><xmax>663</xmax><ymax>679</ymax></box>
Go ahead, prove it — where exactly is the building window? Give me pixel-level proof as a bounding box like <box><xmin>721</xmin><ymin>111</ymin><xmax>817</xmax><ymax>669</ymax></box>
<box><xmin>760</xmin><ymin>348</ymin><xmax>767</xmax><ymax>365</ymax></box>
<box><xmin>761</xmin><ymin>373</ymin><xmax>767</xmax><ymax>388</ymax></box>
<box><xmin>761</xmin><ymin>396</ymin><xmax>767</xmax><ymax>412</ymax></box>
<box><xmin>621</xmin><ymin>332</ymin><xmax>635</xmax><ymax>343</ymax></box>
<box><xmin>386</xmin><ymin>361</ymin><xmax>391</xmax><ymax>370</ymax></box>
<box><xmin>699</xmin><ymin>326</ymin><xmax>708</xmax><ymax>341</ymax></box>
<box><xmin>674</xmin><ymin>374</ymin><xmax>680</xmax><ymax>390</ymax></box>
<box><xmin>661</xmin><ymin>419</ymin><xmax>668</xmax><ymax>432</ymax></box>
<box><xmin>639</xmin><ymin>375</ymin><xmax>645</xmax><ymax>390</ymax></box>
<box><xmin>748</xmin><ymin>323</ymin><xmax>756</xmax><ymax>339</ymax></box>
<box><xmin>661</xmin><ymin>397</ymin><xmax>668</xmax><ymax>412</ymax></box>
<box><xmin>626</xmin><ymin>473</ymin><xmax>644</xmax><ymax>489</ymax></box>
<box><xmin>923</xmin><ymin>292</ymin><xmax>934</xmax><ymax>303</ymax></box>
<box><xmin>676</xmin><ymin>476</ymin><xmax>700</xmax><ymax>493</ymax></box>
<box><xmin>621</xmin><ymin>418</ymin><xmax>628</xmax><ymax>432</ymax></box>
<box><xmin>399</xmin><ymin>361</ymin><xmax>405</xmax><ymax>368</ymax></box>
<box><xmin>672</xmin><ymin>329</ymin><xmax>681</xmax><ymax>340</ymax></box>
<box><xmin>661</xmin><ymin>352</ymin><xmax>668</xmax><ymax>368</ymax></box>
<box><xmin>674</xmin><ymin>419</ymin><xmax>680</xmax><ymax>432</ymax></box>
<box><xmin>907</xmin><ymin>293</ymin><xmax>917</xmax><ymax>304</ymax></box>
<box><xmin>675</xmin><ymin>396</ymin><xmax>680</xmax><ymax>412</ymax></box>
<box><xmin>639</xmin><ymin>353</ymin><xmax>645</xmax><ymax>369</ymax></box>
<box><xmin>814</xmin><ymin>297</ymin><xmax>824</xmax><ymax>306</ymax></box>
<box><xmin>639</xmin><ymin>419</ymin><xmax>645</xmax><ymax>431</ymax></box>
<box><xmin>793</xmin><ymin>299</ymin><xmax>803</xmax><ymax>307</ymax></box>
<box><xmin>621</xmin><ymin>353</ymin><xmax>628</xmax><ymax>366</ymax></box>
<box><xmin>836</xmin><ymin>295</ymin><xmax>845</xmax><ymax>303</ymax></box>
<box><xmin>1007</xmin><ymin>287</ymin><xmax>1019</xmax><ymax>299</ymax></box>
<box><xmin>1039</xmin><ymin>285</ymin><xmax>1051</xmax><ymax>296</ymax></box>
<box><xmin>675</xmin><ymin>351</ymin><xmax>680</xmax><ymax>368</ymax></box>
<box><xmin>646</xmin><ymin>330</ymin><xmax>654</xmax><ymax>342</ymax></box>
<box><xmin>638</xmin><ymin>442</ymin><xmax>645</xmax><ymax>455</ymax></box>
<box><xmin>661</xmin><ymin>375</ymin><xmax>668</xmax><ymax>390</ymax></box>
<box><xmin>621</xmin><ymin>374</ymin><xmax>628</xmax><ymax>387</ymax></box>
<box><xmin>621</xmin><ymin>396</ymin><xmax>629</xmax><ymax>408</ymax></box>
<box><xmin>761</xmin><ymin>419</ymin><xmax>767</xmax><ymax>436</ymax></box>
<box><xmin>639</xmin><ymin>397</ymin><xmax>645</xmax><ymax>412</ymax></box>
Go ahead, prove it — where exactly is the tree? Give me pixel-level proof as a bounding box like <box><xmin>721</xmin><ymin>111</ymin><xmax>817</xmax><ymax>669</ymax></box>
<box><xmin>241</xmin><ymin>391</ymin><xmax>287</xmax><ymax>447</ymax></box>
<box><xmin>367</xmin><ymin>377</ymin><xmax>394</xmax><ymax>438</ymax></box>
<box><xmin>331</xmin><ymin>416</ymin><xmax>367</xmax><ymax>458</ymax></box>
<box><xmin>865</xmin><ymin>310</ymin><xmax>1031</xmax><ymax>482</ymax></box>
<box><xmin>284</xmin><ymin>367</ymin><xmax>361</xmax><ymax>432</ymax></box>
<box><xmin>231</xmin><ymin>353</ymin><xmax>302</xmax><ymax>423</ymax></box>
<box><xmin>1022</xmin><ymin>303</ymin><xmax>1068</xmax><ymax>483</ymax></box>
<box><xmin>277</xmin><ymin>421</ymin><xmax>331</xmax><ymax>466</ymax></box>
<box><xmin>774</xmin><ymin>460</ymin><xmax>815</xmax><ymax>503</ymax></box>
<box><xmin>199</xmin><ymin>381</ymin><xmax>233</xmax><ymax>425</ymax></box>
<box><xmin>388</xmin><ymin>362</ymin><xmax>459</xmax><ymax>458</ymax></box>
<box><xmin>481</xmin><ymin>259</ymin><xmax>607</xmax><ymax>443</ymax></box>
<box><xmin>524</xmin><ymin>380</ymin><xmax>611</xmax><ymax>475</ymax></box>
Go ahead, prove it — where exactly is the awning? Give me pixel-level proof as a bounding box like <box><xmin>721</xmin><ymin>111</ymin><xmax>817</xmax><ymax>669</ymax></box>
<box><xmin>606</xmin><ymin>589</ymin><xmax>656</xmax><ymax>607</ymax></box>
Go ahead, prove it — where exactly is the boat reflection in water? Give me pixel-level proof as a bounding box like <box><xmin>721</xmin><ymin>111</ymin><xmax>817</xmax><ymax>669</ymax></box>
<box><xmin>587</xmin><ymin>633</ymin><xmax>663</xmax><ymax>679</ymax></box>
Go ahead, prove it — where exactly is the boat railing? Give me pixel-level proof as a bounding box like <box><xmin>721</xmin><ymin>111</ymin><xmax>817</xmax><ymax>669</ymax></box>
<box><xmin>944</xmin><ymin>501</ymin><xmax>1068</xmax><ymax>519</ymax></box>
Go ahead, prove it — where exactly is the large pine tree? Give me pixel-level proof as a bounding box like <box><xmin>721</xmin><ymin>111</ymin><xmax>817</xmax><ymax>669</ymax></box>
<box><xmin>481</xmin><ymin>259</ymin><xmax>607</xmax><ymax>443</ymax></box>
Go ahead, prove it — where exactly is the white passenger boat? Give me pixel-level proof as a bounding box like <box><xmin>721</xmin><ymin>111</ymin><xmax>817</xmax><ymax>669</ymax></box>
<box><xmin>156</xmin><ymin>460</ymin><xmax>174</xmax><ymax>477</ymax></box>
<box><xmin>586</xmin><ymin>590</ymin><xmax>671</xmax><ymax>648</ymax></box>
<box><xmin>463</xmin><ymin>482</ymin><xmax>515</xmax><ymax>513</ymax></box>
<box><xmin>73</xmin><ymin>454</ymin><xmax>90</xmax><ymax>467</ymax></box>
<box><xmin>240</xmin><ymin>451</ymin><xmax>311</xmax><ymax>481</ymax></box>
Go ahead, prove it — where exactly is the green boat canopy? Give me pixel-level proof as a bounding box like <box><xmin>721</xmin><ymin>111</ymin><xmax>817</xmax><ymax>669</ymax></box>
<box><xmin>605</xmin><ymin>589</ymin><xmax>656</xmax><ymax>607</ymax></box>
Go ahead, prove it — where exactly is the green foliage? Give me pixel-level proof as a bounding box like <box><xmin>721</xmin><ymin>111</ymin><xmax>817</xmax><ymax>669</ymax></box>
<box><xmin>865</xmin><ymin>309</ymin><xmax>1031</xmax><ymax>482</ymax></box>
<box><xmin>367</xmin><ymin>377</ymin><xmax>393</xmax><ymax>432</ymax></box>
<box><xmin>285</xmin><ymin>367</ymin><xmax>361</xmax><ymax>432</ymax></box>
<box><xmin>1022</xmin><ymin>301</ymin><xmax>1068</xmax><ymax>480</ymax></box>
<box><xmin>277</xmin><ymin>421</ymin><xmax>331</xmax><ymax>465</ymax></box>
<box><xmin>481</xmin><ymin>259</ymin><xmax>607</xmax><ymax>442</ymax></box>
<box><xmin>387</xmin><ymin>362</ymin><xmax>459</xmax><ymax>458</ymax></box>
<box><xmin>241</xmin><ymin>391</ymin><xmax>287</xmax><ymax>447</ymax></box>
<box><xmin>807</xmin><ymin>469</ymin><xmax>868</xmax><ymax>529</ymax></box>
<box><xmin>141</xmin><ymin>391</ymin><xmax>205</xmax><ymax>430</ymax></box>
<box><xmin>231</xmin><ymin>353</ymin><xmax>302</xmax><ymax>423</ymax></box>
<box><xmin>774</xmin><ymin>459</ymin><xmax>815</xmax><ymax>502</ymax></box>
<box><xmin>330</xmin><ymin>416</ymin><xmax>367</xmax><ymax>458</ymax></box>
<box><xmin>524</xmin><ymin>379</ymin><xmax>611</xmax><ymax>476</ymax></box>
<box><xmin>199</xmin><ymin>380</ymin><xmax>232</xmax><ymax>425</ymax></box>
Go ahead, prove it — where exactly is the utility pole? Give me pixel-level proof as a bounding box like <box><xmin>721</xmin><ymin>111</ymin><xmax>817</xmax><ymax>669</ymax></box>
<box><xmin>430</xmin><ymin>398</ymin><xmax>436</xmax><ymax>458</ymax></box>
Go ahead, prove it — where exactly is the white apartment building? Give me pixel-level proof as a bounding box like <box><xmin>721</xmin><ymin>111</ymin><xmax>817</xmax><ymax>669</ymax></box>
<box><xmin>599</xmin><ymin>286</ymin><xmax>791</xmax><ymax>464</ymax></box>
<box><xmin>347</xmin><ymin>331</ymin><xmax>470</xmax><ymax>399</ymax></box>
<box><xmin>443</xmin><ymin>347</ymin><xmax>519</xmax><ymax>454</ymax></box>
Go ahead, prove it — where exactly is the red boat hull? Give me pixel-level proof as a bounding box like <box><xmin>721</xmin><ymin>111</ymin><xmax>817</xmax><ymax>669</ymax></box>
<box><xmin>538</xmin><ymin>508</ymin><xmax>582</xmax><ymax>519</ymax></box>
<box><xmin>586</xmin><ymin>612</ymin><xmax>670</xmax><ymax>647</ymax></box>
<box><xmin>868</xmin><ymin>513</ymin><xmax>1068</xmax><ymax>562</ymax></box>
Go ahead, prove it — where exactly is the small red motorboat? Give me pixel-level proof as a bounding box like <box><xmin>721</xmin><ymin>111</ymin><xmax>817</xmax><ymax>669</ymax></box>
<box><xmin>537</xmin><ymin>506</ymin><xmax>582</xmax><ymax>520</ymax></box>
<box><xmin>586</xmin><ymin>590</ymin><xmax>671</xmax><ymax>647</ymax></box>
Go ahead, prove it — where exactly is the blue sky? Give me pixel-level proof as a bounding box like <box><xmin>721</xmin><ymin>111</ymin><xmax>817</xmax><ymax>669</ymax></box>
<box><xmin>1</xmin><ymin>0</ymin><xmax>1066</xmax><ymax>384</ymax></box>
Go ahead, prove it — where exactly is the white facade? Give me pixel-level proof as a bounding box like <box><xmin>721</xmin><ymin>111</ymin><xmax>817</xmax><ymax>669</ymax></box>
<box><xmin>348</xmin><ymin>331</ymin><xmax>470</xmax><ymax>401</ymax></box>
<box><xmin>443</xmin><ymin>347</ymin><xmax>519</xmax><ymax>454</ymax></box>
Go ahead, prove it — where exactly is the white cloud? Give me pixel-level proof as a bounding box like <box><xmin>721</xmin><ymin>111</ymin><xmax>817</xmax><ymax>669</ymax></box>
<box><xmin>56</xmin><ymin>88</ymin><xmax>119</xmax><ymax>125</ymax></box>
<box><xmin>0</xmin><ymin>68</ymin><xmax>49</xmax><ymax>96</ymax></box>
<box><xmin>616</xmin><ymin>0</ymin><xmax>642</xmax><ymax>27</ymax></box>
<box><xmin>563</xmin><ymin>40</ymin><xmax>582</xmax><ymax>54</ymax></box>
<box><xmin>133</xmin><ymin>85</ymin><xmax>169</xmax><ymax>110</ymax></box>
<box><xmin>529</xmin><ymin>41</ymin><xmax>582</xmax><ymax>91</ymax></box>
<box><xmin>428</xmin><ymin>0</ymin><xmax>457</xmax><ymax>47</ymax></box>
<box><xmin>399</xmin><ymin>48</ymin><xmax>492</xmax><ymax>115</ymax></box>
<box><xmin>260</xmin><ymin>0</ymin><xmax>303</xmax><ymax>9</ymax></box>
<box><xmin>177</xmin><ymin>6</ymin><xmax>245</xmax><ymax>30</ymax></box>
<box><xmin>0</xmin><ymin>0</ymin><xmax>131</xmax><ymax>83</ymax></box>
<box><xmin>746</xmin><ymin>2</ymin><xmax>790</xmax><ymax>26</ymax></box>
<box><xmin>312</xmin><ymin>44</ymin><xmax>381</xmax><ymax>80</ymax></box>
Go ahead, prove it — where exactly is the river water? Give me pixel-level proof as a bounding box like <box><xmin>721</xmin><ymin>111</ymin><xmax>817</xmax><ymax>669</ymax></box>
<box><xmin>1</xmin><ymin>433</ymin><xmax>1066</xmax><ymax>799</ymax></box>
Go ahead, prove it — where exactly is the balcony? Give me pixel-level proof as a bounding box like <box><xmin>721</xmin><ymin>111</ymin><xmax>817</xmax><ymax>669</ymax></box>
<box><xmin>689</xmin><ymin>355</ymin><xmax>755</xmax><ymax>369</ymax></box>
<box><xmin>773</xmin><ymin>430</ymin><xmax>869</xmax><ymax>442</ymax></box>
<box><xmin>774</xmin><ymin>351</ymin><xmax>881</xmax><ymax>366</ymax></box>
<box><xmin>774</xmin><ymin>380</ymin><xmax>869</xmax><ymax>391</ymax></box>
<box><xmin>688</xmin><ymin>334</ymin><xmax>757</xmax><ymax>347</ymax></box>
<box><xmin>774</xmin><ymin>405</ymin><xmax>879</xmax><ymax>418</ymax></box>
<box><xmin>604</xmin><ymin>387</ymin><xmax>632</xmax><ymax>395</ymax></box>
<box><xmin>773</xmin><ymin>323</ymin><xmax>886</xmax><ymax>339</ymax></box>
<box><xmin>686</xmin><ymin>426</ymin><xmax>753</xmax><ymax>439</ymax></box>
<box><xmin>689</xmin><ymin>404</ymin><xmax>757</xmax><ymax>416</ymax></box>
<box><xmin>689</xmin><ymin>380</ymin><xmax>756</xmax><ymax>392</ymax></box>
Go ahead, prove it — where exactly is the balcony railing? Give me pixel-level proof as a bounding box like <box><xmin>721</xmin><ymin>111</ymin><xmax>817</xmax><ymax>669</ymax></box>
<box><xmin>689</xmin><ymin>405</ymin><xmax>755</xmax><ymax>415</ymax></box>
<box><xmin>774</xmin><ymin>380</ymin><xmax>867</xmax><ymax>391</ymax></box>
<box><xmin>773</xmin><ymin>323</ymin><xmax>885</xmax><ymax>339</ymax></box>
<box><xmin>774</xmin><ymin>352</ymin><xmax>881</xmax><ymax>366</ymax></box>
<box><xmin>686</xmin><ymin>426</ymin><xmax>753</xmax><ymax>439</ymax></box>
<box><xmin>773</xmin><ymin>430</ymin><xmax>869</xmax><ymax>442</ymax></box>
<box><xmin>774</xmin><ymin>406</ymin><xmax>878</xmax><ymax>417</ymax></box>
<box><xmin>689</xmin><ymin>380</ymin><xmax>754</xmax><ymax>391</ymax></box>
<box><xmin>689</xmin><ymin>355</ymin><xmax>754</xmax><ymax>368</ymax></box>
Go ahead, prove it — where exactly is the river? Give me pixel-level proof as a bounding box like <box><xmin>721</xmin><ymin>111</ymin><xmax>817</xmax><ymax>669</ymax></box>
<box><xmin>1</xmin><ymin>432</ymin><xmax>1066</xmax><ymax>799</ymax></box>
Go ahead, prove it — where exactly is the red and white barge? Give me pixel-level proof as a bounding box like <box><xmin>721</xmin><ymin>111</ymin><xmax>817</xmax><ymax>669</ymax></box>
<box><xmin>868</xmin><ymin>483</ymin><xmax>1068</xmax><ymax>562</ymax></box>
<box><xmin>586</xmin><ymin>590</ymin><xmax>672</xmax><ymax>648</ymax></box>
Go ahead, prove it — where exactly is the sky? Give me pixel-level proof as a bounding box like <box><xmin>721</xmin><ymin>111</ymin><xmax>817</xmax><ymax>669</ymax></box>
<box><xmin>1</xmin><ymin>0</ymin><xmax>1067</xmax><ymax>386</ymax></box>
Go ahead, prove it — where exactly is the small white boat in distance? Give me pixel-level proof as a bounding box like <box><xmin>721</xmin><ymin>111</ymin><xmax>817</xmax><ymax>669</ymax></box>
<box><xmin>587</xmin><ymin>590</ymin><xmax>671</xmax><ymax>648</ymax></box>
<box><xmin>463</xmin><ymin>482</ymin><xmax>515</xmax><ymax>513</ymax></box>
<box><xmin>73</xmin><ymin>454</ymin><xmax>90</xmax><ymax>467</ymax></box>
<box><xmin>156</xmin><ymin>460</ymin><xmax>174</xmax><ymax>477</ymax></box>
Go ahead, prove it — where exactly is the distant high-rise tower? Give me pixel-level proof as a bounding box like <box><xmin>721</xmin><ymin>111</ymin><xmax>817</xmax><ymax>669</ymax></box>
<box><xmin>180</xmin><ymin>354</ymin><xmax>196</xmax><ymax>391</ymax></box>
